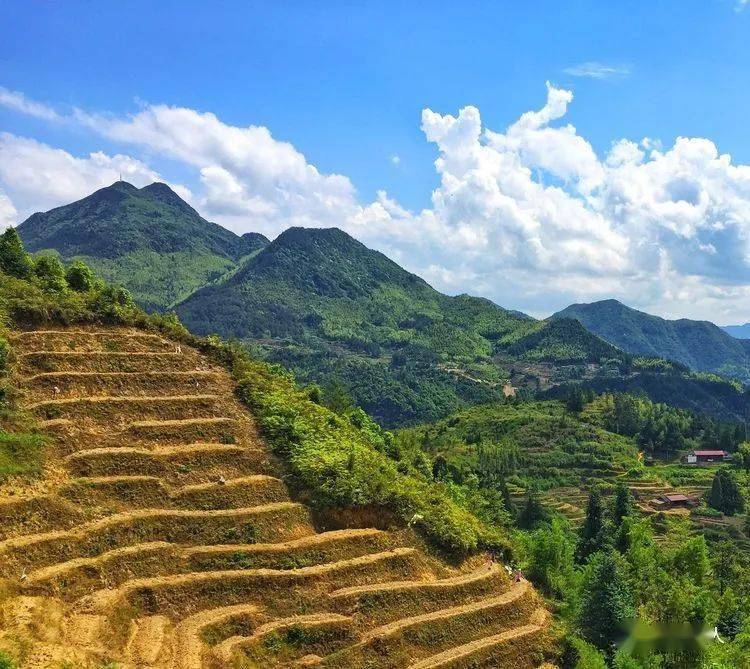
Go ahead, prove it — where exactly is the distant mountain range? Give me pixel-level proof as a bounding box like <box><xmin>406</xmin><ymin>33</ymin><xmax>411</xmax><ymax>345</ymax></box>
<box><xmin>722</xmin><ymin>323</ymin><xmax>750</xmax><ymax>339</ymax></box>
<box><xmin>16</xmin><ymin>181</ymin><xmax>750</xmax><ymax>425</ymax></box>
<box><xmin>552</xmin><ymin>299</ymin><xmax>750</xmax><ymax>383</ymax></box>
<box><xmin>17</xmin><ymin>181</ymin><xmax>268</xmax><ymax>311</ymax></box>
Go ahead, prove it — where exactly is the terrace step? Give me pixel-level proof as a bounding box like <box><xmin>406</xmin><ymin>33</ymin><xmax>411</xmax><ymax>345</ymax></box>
<box><xmin>0</xmin><ymin>495</ymin><xmax>84</xmax><ymax>541</ymax></box>
<box><xmin>64</xmin><ymin>444</ymin><xmax>272</xmax><ymax>482</ymax></box>
<box><xmin>1</xmin><ymin>502</ymin><xmax>312</xmax><ymax>574</ymax></box>
<box><xmin>125</xmin><ymin>614</ymin><xmax>172</xmax><ymax>666</ymax></box>
<box><xmin>82</xmin><ymin>548</ymin><xmax>425</xmax><ymax>620</ymax></box>
<box><xmin>59</xmin><ymin>474</ymin><xmax>287</xmax><ymax>511</ymax></box>
<box><xmin>408</xmin><ymin>608</ymin><xmax>549</xmax><ymax>669</ymax></box>
<box><xmin>20</xmin><ymin>370</ymin><xmax>224</xmax><ymax>399</ymax></box>
<box><xmin>28</xmin><ymin>394</ymin><xmax>224</xmax><ymax>425</ymax></box>
<box><xmin>18</xmin><ymin>350</ymin><xmax>199</xmax><ymax>374</ymax></box>
<box><xmin>213</xmin><ymin>613</ymin><xmax>353</xmax><ymax>667</ymax></box>
<box><xmin>10</xmin><ymin>329</ymin><xmax>173</xmax><ymax>353</ymax></box>
<box><xmin>173</xmin><ymin>604</ymin><xmax>261</xmax><ymax>669</ymax></box>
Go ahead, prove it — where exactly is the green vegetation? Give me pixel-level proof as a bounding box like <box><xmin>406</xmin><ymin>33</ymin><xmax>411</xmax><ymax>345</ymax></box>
<box><xmin>707</xmin><ymin>470</ymin><xmax>745</xmax><ymax>516</ymax></box>
<box><xmin>554</xmin><ymin>299</ymin><xmax>750</xmax><ymax>383</ymax></box>
<box><xmin>519</xmin><ymin>488</ymin><xmax>750</xmax><ymax>668</ymax></box>
<box><xmin>19</xmin><ymin>183</ymin><xmax>750</xmax><ymax>428</ymax></box>
<box><xmin>176</xmin><ymin>226</ymin><xmax>630</xmax><ymax>427</ymax></box>
<box><xmin>396</xmin><ymin>399</ymin><xmax>641</xmax><ymax>491</ymax></box>
<box><xmin>0</xmin><ymin>227</ymin><xmax>507</xmax><ymax>555</ymax></box>
<box><xmin>17</xmin><ymin>181</ymin><xmax>268</xmax><ymax>311</ymax></box>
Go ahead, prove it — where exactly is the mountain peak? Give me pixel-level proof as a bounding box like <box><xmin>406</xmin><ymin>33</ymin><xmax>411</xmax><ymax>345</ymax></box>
<box><xmin>552</xmin><ymin>299</ymin><xmax>750</xmax><ymax>381</ymax></box>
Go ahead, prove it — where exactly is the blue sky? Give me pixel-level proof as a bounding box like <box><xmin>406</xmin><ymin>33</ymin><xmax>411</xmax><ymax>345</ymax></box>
<box><xmin>2</xmin><ymin>1</ymin><xmax>750</xmax><ymax>322</ymax></box>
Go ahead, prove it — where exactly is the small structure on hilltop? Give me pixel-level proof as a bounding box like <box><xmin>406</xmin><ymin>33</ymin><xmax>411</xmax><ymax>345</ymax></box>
<box><xmin>648</xmin><ymin>493</ymin><xmax>698</xmax><ymax>510</ymax></box>
<box><xmin>684</xmin><ymin>449</ymin><xmax>732</xmax><ymax>465</ymax></box>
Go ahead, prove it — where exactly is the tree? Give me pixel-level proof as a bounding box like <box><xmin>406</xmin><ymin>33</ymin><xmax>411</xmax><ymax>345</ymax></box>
<box><xmin>518</xmin><ymin>486</ymin><xmax>548</xmax><ymax>529</ymax></box>
<box><xmin>612</xmin><ymin>483</ymin><xmax>633</xmax><ymax>528</ymax></box>
<box><xmin>708</xmin><ymin>469</ymin><xmax>745</xmax><ymax>516</ymax></box>
<box><xmin>578</xmin><ymin>487</ymin><xmax>606</xmax><ymax>562</ymax></box>
<box><xmin>712</xmin><ymin>541</ymin><xmax>738</xmax><ymax>597</ymax></box>
<box><xmin>736</xmin><ymin>442</ymin><xmax>750</xmax><ymax>476</ymax></box>
<box><xmin>65</xmin><ymin>260</ymin><xmax>94</xmax><ymax>291</ymax></box>
<box><xmin>322</xmin><ymin>378</ymin><xmax>353</xmax><ymax>415</ymax></box>
<box><xmin>0</xmin><ymin>228</ymin><xmax>33</xmax><ymax>278</ymax></box>
<box><xmin>578</xmin><ymin>550</ymin><xmax>635</xmax><ymax>653</ymax></box>
<box><xmin>34</xmin><ymin>255</ymin><xmax>67</xmax><ymax>292</ymax></box>
<box><xmin>708</xmin><ymin>470</ymin><xmax>725</xmax><ymax>513</ymax></box>
<box><xmin>566</xmin><ymin>386</ymin><xmax>585</xmax><ymax>413</ymax></box>
<box><xmin>432</xmin><ymin>454</ymin><xmax>448</xmax><ymax>481</ymax></box>
<box><xmin>613</xmin><ymin>394</ymin><xmax>641</xmax><ymax>437</ymax></box>
<box><xmin>525</xmin><ymin>517</ymin><xmax>576</xmax><ymax>600</ymax></box>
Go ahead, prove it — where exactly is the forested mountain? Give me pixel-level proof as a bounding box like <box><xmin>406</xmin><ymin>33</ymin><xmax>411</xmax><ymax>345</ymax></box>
<box><xmin>553</xmin><ymin>299</ymin><xmax>750</xmax><ymax>383</ymax></box>
<box><xmin>175</xmin><ymin>226</ymin><xmax>625</xmax><ymax>425</ymax></box>
<box><xmin>18</xmin><ymin>183</ymin><xmax>750</xmax><ymax>427</ymax></box>
<box><xmin>17</xmin><ymin>181</ymin><xmax>268</xmax><ymax>310</ymax></box>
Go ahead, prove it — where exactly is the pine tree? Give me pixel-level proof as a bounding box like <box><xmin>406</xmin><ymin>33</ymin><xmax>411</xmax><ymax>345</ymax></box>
<box><xmin>0</xmin><ymin>228</ymin><xmax>33</xmax><ymax>279</ymax></box>
<box><xmin>708</xmin><ymin>470</ymin><xmax>725</xmax><ymax>513</ymax></box>
<box><xmin>578</xmin><ymin>550</ymin><xmax>635</xmax><ymax>652</ymax></box>
<box><xmin>577</xmin><ymin>487</ymin><xmax>606</xmax><ymax>562</ymax></box>
<box><xmin>518</xmin><ymin>486</ymin><xmax>547</xmax><ymax>529</ymax></box>
<box><xmin>708</xmin><ymin>470</ymin><xmax>745</xmax><ymax>516</ymax></box>
<box><xmin>432</xmin><ymin>454</ymin><xmax>448</xmax><ymax>481</ymax></box>
<box><xmin>612</xmin><ymin>483</ymin><xmax>632</xmax><ymax>527</ymax></box>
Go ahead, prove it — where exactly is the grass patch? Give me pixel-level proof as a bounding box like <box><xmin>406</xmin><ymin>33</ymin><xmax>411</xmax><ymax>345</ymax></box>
<box><xmin>0</xmin><ymin>430</ymin><xmax>44</xmax><ymax>481</ymax></box>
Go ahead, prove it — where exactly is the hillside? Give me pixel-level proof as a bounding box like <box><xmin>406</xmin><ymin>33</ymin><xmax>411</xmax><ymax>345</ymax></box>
<box><xmin>175</xmin><ymin>226</ymin><xmax>626</xmax><ymax>426</ymax></box>
<box><xmin>553</xmin><ymin>299</ymin><xmax>750</xmax><ymax>383</ymax></box>
<box><xmin>17</xmin><ymin>181</ymin><xmax>269</xmax><ymax>311</ymax></box>
<box><xmin>0</xmin><ymin>325</ymin><xmax>550</xmax><ymax>668</ymax></box>
<box><xmin>0</xmin><ymin>233</ymin><xmax>552</xmax><ymax>668</ymax></box>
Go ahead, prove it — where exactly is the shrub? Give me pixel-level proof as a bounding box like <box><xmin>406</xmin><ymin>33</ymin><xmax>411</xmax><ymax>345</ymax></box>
<box><xmin>65</xmin><ymin>260</ymin><xmax>95</xmax><ymax>292</ymax></box>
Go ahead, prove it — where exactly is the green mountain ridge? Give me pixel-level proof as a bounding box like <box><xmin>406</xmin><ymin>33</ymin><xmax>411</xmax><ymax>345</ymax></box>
<box><xmin>175</xmin><ymin>226</ymin><xmax>627</xmax><ymax>425</ymax></box>
<box><xmin>552</xmin><ymin>299</ymin><xmax>750</xmax><ymax>383</ymax></box>
<box><xmin>17</xmin><ymin>182</ymin><xmax>750</xmax><ymax>427</ymax></box>
<box><xmin>17</xmin><ymin>181</ymin><xmax>269</xmax><ymax>311</ymax></box>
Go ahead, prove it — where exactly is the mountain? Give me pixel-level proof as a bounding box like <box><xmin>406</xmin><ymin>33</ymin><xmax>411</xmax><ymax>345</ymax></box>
<box><xmin>175</xmin><ymin>227</ymin><xmax>625</xmax><ymax>426</ymax></box>
<box><xmin>17</xmin><ymin>181</ymin><xmax>269</xmax><ymax>311</ymax></box>
<box><xmin>723</xmin><ymin>323</ymin><xmax>750</xmax><ymax>339</ymax></box>
<box><xmin>552</xmin><ymin>299</ymin><xmax>750</xmax><ymax>383</ymax></box>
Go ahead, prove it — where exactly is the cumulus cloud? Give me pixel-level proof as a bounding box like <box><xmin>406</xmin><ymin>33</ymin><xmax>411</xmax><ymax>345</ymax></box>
<box><xmin>0</xmin><ymin>133</ymin><xmax>184</xmax><ymax>222</ymax></box>
<box><xmin>0</xmin><ymin>190</ymin><xmax>17</xmax><ymax>230</ymax></box>
<box><xmin>2</xmin><ymin>84</ymin><xmax>750</xmax><ymax>321</ymax></box>
<box><xmin>563</xmin><ymin>62</ymin><xmax>631</xmax><ymax>79</ymax></box>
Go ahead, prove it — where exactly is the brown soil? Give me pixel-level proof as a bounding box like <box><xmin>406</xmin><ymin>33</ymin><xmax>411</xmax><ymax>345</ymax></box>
<box><xmin>0</xmin><ymin>325</ymin><xmax>551</xmax><ymax>668</ymax></box>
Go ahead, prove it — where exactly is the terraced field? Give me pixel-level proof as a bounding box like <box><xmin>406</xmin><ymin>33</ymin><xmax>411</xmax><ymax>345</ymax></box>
<box><xmin>0</xmin><ymin>327</ymin><xmax>551</xmax><ymax>668</ymax></box>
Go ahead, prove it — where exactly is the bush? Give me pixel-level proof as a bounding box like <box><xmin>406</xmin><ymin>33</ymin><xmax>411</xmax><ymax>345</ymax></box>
<box><xmin>34</xmin><ymin>255</ymin><xmax>68</xmax><ymax>293</ymax></box>
<box><xmin>65</xmin><ymin>260</ymin><xmax>95</xmax><ymax>292</ymax></box>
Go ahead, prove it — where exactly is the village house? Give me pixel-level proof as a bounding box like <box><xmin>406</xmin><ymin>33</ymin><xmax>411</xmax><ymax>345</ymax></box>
<box><xmin>648</xmin><ymin>493</ymin><xmax>698</xmax><ymax>510</ymax></box>
<box><xmin>683</xmin><ymin>449</ymin><xmax>732</xmax><ymax>465</ymax></box>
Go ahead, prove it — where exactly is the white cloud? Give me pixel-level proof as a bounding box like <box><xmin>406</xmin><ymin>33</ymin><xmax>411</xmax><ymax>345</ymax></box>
<box><xmin>0</xmin><ymin>190</ymin><xmax>17</xmax><ymax>230</ymax></box>
<box><xmin>563</xmin><ymin>62</ymin><xmax>631</xmax><ymax>79</ymax></box>
<box><xmin>3</xmin><ymin>84</ymin><xmax>750</xmax><ymax>322</ymax></box>
<box><xmin>390</xmin><ymin>154</ymin><xmax>401</xmax><ymax>165</ymax></box>
<box><xmin>0</xmin><ymin>133</ymin><xmax>182</xmax><ymax>222</ymax></box>
<box><xmin>0</xmin><ymin>87</ymin><xmax>61</xmax><ymax>121</ymax></box>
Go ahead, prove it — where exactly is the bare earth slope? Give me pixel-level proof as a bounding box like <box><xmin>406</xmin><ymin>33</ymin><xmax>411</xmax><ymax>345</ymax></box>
<box><xmin>0</xmin><ymin>327</ymin><xmax>549</xmax><ymax>668</ymax></box>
